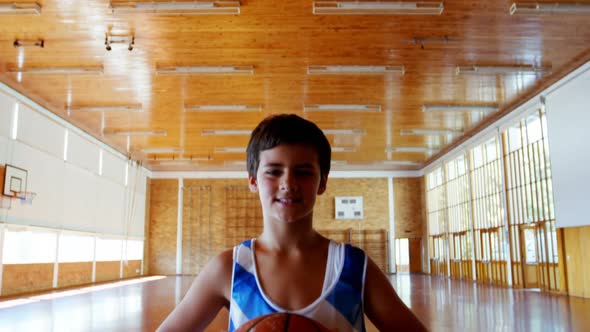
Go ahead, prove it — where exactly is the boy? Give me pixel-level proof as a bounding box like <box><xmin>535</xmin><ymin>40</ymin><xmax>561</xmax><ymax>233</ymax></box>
<box><xmin>158</xmin><ymin>114</ymin><xmax>427</xmax><ymax>331</ymax></box>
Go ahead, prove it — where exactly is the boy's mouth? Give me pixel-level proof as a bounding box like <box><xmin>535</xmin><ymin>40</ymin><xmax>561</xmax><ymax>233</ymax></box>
<box><xmin>275</xmin><ymin>197</ymin><xmax>302</xmax><ymax>204</ymax></box>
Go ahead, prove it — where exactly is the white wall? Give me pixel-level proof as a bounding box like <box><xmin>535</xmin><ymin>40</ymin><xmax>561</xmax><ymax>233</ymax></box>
<box><xmin>0</xmin><ymin>84</ymin><xmax>148</xmax><ymax>238</ymax></box>
<box><xmin>545</xmin><ymin>64</ymin><xmax>590</xmax><ymax>228</ymax></box>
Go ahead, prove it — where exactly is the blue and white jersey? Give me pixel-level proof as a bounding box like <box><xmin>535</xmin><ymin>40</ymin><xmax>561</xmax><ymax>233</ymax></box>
<box><xmin>228</xmin><ymin>239</ymin><xmax>367</xmax><ymax>332</ymax></box>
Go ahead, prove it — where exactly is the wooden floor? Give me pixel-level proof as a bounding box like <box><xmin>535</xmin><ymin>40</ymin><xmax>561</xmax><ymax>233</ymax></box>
<box><xmin>0</xmin><ymin>274</ymin><xmax>588</xmax><ymax>331</ymax></box>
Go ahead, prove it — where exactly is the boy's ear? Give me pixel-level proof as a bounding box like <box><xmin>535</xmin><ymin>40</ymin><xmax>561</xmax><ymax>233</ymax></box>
<box><xmin>248</xmin><ymin>175</ymin><xmax>258</xmax><ymax>193</ymax></box>
<box><xmin>317</xmin><ymin>175</ymin><xmax>328</xmax><ymax>195</ymax></box>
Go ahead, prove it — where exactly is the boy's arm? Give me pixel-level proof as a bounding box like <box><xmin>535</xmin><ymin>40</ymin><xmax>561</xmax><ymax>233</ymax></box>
<box><xmin>363</xmin><ymin>256</ymin><xmax>428</xmax><ymax>331</ymax></box>
<box><xmin>157</xmin><ymin>249</ymin><xmax>233</xmax><ymax>332</ymax></box>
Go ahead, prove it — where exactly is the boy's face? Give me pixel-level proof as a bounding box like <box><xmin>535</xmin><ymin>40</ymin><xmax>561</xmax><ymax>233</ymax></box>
<box><xmin>248</xmin><ymin>143</ymin><xmax>327</xmax><ymax>224</ymax></box>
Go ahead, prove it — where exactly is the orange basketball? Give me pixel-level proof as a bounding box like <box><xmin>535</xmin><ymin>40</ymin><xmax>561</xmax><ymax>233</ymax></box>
<box><xmin>235</xmin><ymin>312</ymin><xmax>333</xmax><ymax>332</ymax></box>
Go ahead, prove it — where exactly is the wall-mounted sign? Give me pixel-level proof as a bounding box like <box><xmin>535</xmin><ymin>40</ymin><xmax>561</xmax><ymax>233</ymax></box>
<box><xmin>335</xmin><ymin>196</ymin><xmax>363</xmax><ymax>220</ymax></box>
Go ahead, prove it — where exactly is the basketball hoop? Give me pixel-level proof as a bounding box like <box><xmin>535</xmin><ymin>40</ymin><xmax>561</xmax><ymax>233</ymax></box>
<box><xmin>15</xmin><ymin>191</ymin><xmax>36</xmax><ymax>205</ymax></box>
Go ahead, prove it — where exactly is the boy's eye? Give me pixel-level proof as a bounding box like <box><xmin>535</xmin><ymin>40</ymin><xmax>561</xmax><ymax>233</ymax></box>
<box><xmin>265</xmin><ymin>169</ymin><xmax>282</xmax><ymax>176</ymax></box>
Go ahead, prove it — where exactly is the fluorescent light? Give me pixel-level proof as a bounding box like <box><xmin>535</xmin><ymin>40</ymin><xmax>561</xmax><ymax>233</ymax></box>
<box><xmin>323</xmin><ymin>129</ymin><xmax>366</xmax><ymax>135</ymax></box>
<box><xmin>149</xmin><ymin>156</ymin><xmax>210</xmax><ymax>162</ymax></box>
<box><xmin>156</xmin><ymin>65</ymin><xmax>253</xmax><ymax>75</ymax></box>
<box><xmin>7</xmin><ymin>66</ymin><xmax>103</xmax><ymax>75</ymax></box>
<box><xmin>139</xmin><ymin>148</ymin><xmax>184</xmax><ymax>154</ymax></box>
<box><xmin>386</xmin><ymin>146</ymin><xmax>438</xmax><ymax>153</ymax></box>
<box><xmin>202</xmin><ymin>129</ymin><xmax>251</xmax><ymax>136</ymax></box>
<box><xmin>382</xmin><ymin>160</ymin><xmax>421</xmax><ymax>166</ymax></box>
<box><xmin>308</xmin><ymin>65</ymin><xmax>404</xmax><ymax>75</ymax></box>
<box><xmin>185</xmin><ymin>104</ymin><xmax>261</xmax><ymax>112</ymax></box>
<box><xmin>510</xmin><ymin>2</ymin><xmax>590</xmax><ymax>15</ymax></box>
<box><xmin>69</xmin><ymin>105</ymin><xmax>143</xmax><ymax>112</ymax></box>
<box><xmin>214</xmin><ymin>147</ymin><xmax>245</xmax><ymax>153</ymax></box>
<box><xmin>103</xmin><ymin>129</ymin><xmax>168</xmax><ymax>136</ymax></box>
<box><xmin>153</xmin><ymin>160</ymin><xmax>198</xmax><ymax>166</ymax></box>
<box><xmin>224</xmin><ymin>160</ymin><xmax>247</xmax><ymax>166</ymax></box>
<box><xmin>400</xmin><ymin>129</ymin><xmax>463</xmax><ymax>136</ymax></box>
<box><xmin>304</xmin><ymin>104</ymin><xmax>381</xmax><ymax>112</ymax></box>
<box><xmin>331</xmin><ymin>160</ymin><xmax>348</xmax><ymax>165</ymax></box>
<box><xmin>110</xmin><ymin>1</ymin><xmax>240</xmax><ymax>14</ymax></box>
<box><xmin>0</xmin><ymin>2</ymin><xmax>41</xmax><ymax>15</ymax></box>
<box><xmin>313</xmin><ymin>1</ymin><xmax>443</xmax><ymax>15</ymax></box>
<box><xmin>456</xmin><ymin>65</ymin><xmax>551</xmax><ymax>75</ymax></box>
<box><xmin>332</xmin><ymin>146</ymin><xmax>357</xmax><ymax>152</ymax></box>
<box><xmin>422</xmin><ymin>104</ymin><xmax>499</xmax><ymax>113</ymax></box>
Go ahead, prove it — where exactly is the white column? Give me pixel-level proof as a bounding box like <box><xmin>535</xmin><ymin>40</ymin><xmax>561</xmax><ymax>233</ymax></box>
<box><xmin>0</xmin><ymin>224</ymin><xmax>5</xmax><ymax>295</ymax></box>
<box><xmin>388</xmin><ymin>176</ymin><xmax>396</xmax><ymax>274</ymax></box>
<box><xmin>497</xmin><ymin>129</ymin><xmax>513</xmax><ymax>286</ymax></box>
<box><xmin>176</xmin><ymin>178</ymin><xmax>184</xmax><ymax>275</ymax></box>
<box><xmin>53</xmin><ymin>231</ymin><xmax>60</xmax><ymax>288</ymax></box>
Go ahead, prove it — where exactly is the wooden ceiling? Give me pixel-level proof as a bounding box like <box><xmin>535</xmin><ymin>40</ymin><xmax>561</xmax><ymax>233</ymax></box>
<box><xmin>1</xmin><ymin>1</ymin><xmax>590</xmax><ymax>172</ymax></box>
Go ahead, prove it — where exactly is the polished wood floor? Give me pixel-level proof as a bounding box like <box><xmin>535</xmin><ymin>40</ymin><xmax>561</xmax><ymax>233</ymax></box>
<box><xmin>0</xmin><ymin>274</ymin><xmax>588</xmax><ymax>331</ymax></box>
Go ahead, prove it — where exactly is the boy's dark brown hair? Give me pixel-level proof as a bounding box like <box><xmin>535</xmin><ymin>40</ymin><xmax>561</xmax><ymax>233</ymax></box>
<box><xmin>246</xmin><ymin>114</ymin><xmax>331</xmax><ymax>178</ymax></box>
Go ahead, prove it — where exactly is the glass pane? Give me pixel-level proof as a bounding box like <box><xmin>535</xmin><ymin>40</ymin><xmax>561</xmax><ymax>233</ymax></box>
<box><xmin>3</xmin><ymin>229</ymin><xmax>57</xmax><ymax>264</ymax></box>
<box><xmin>507</xmin><ymin>126</ymin><xmax>522</xmax><ymax>152</ymax></box>
<box><xmin>96</xmin><ymin>238</ymin><xmax>122</xmax><ymax>261</ymax></box>
<box><xmin>524</xmin><ymin>229</ymin><xmax>537</xmax><ymax>264</ymax></box>
<box><xmin>527</xmin><ymin>114</ymin><xmax>543</xmax><ymax>143</ymax></box>
<box><xmin>59</xmin><ymin>234</ymin><xmax>94</xmax><ymax>263</ymax></box>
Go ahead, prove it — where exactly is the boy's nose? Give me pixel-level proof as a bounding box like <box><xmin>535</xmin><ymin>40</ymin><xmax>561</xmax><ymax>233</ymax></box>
<box><xmin>280</xmin><ymin>172</ymin><xmax>297</xmax><ymax>191</ymax></box>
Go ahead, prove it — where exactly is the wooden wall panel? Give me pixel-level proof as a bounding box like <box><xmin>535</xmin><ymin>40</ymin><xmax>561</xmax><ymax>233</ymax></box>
<box><xmin>562</xmin><ymin>226</ymin><xmax>590</xmax><ymax>298</ymax></box>
<box><xmin>149</xmin><ymin>176</ymin><xmax>425</xmax><ymax>275</ymax></box>
<box><xmin>148</xmin><ymin>179</ymin><xmax>178</xmax><ymax>275</ymax></box>
<box><xmin>123</xmin><ymin>260</ymin><xmax>142</xmax><ymax>278</ymax></box>
<box><xmin>409</xmin><ymin>238</ymin><xmax>423</xmax><ymax>273</ymax></box>
<box><xmin>95</xmin><ymin>261</ymin><xmax>120</xmax><ymax>283</ymax></box>
<box><xmin>57</xmin><ymin>262</ymin><xmax>92</xmax><ymax>288</ymax></box>
<box><xmin>315</xmin><ymin>178</ymin><xmax>389</xmax><ymax>231</ymax></box>
<box><xmin>1</xmin><ymin>263</ymin><xmax>53</xmax><ymax>296</ymax></box>
<box><xmin>394</xmin><ymin>178</ymin><xmax>424</xmax><ymax>239</ymax></box>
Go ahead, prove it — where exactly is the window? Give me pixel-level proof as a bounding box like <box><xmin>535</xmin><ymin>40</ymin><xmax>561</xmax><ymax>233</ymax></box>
<box><xmin>96</xmin><ymin>238</ymin><xmax>122</xmax><ymax>261</ymax></box>
<box><xmin>58</xmin><ymin>234</ymin><xmax>94</xmax><ymax>263</ymax></box>
<box><xmin>3</xmin><ymin>229</ymin><xmax>57</xmax><ymax>264</ymax></box>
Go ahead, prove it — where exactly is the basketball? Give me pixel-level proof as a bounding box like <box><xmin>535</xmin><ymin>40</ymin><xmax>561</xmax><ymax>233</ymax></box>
<box><xmin>235</xmin><ymin>312</ymin><xmax>333</xmax><ymax>331</ymax></box>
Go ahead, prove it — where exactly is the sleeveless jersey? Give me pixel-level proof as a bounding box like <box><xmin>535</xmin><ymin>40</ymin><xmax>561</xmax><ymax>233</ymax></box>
<box><xmin>228</xmin><ymin>239</ymin><xmax>367</xmax><ymax>332</ymax></box>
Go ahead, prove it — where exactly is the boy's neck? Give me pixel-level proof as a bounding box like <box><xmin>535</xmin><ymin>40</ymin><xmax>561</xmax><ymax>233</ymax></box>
<box><xmin>258</xmin><ymin>219</ymin><xmax>324</xmax><ymax>252</ymax></box>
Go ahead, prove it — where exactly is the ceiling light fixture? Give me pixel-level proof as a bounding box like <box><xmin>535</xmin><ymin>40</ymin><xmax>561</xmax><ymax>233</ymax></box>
<box><xmin>214</xmin><ymin>147</ymin><xmax>246</xmax><ymax>153</ymax></box>
<box><xmin>149</xmin><ymin>156</ymin><xmax>210</xmax><ymax>162</ymax></box>
<box><xmin>456</xmin><ymin>65</ymin><xmax>551</xmax><ymax>75</ymax></box>
<box><xmin>509</xmin><ymin>2</ymin><xmax>590</xmax><ymax>15</ymax></box>
<box><xmin>105</xmin><ymin>32</ymin><xmax>134</xmax><ymax>51</ymax></box>
<box><xmin>103</xmin><ymin>129</ymin><xmax>167</xmax><ymax>136</ymax></box>
<box><xmin>110</xmin><ymin>1</ymin><xmax>240</xmax><ymax>15</ymax></box>
<box><xmin>69</xmin><ymin>105</ymin><xmax>143</xmax><ymax>112</ymax></box>
<box><xmin>201</xmin><ymin>129</ymin><xmax>252</xmax><ymax>136</ymax></box>
<box><xmin>422</xmin><ymin>104</ymin><xmax>499</xmax><ymax>113</ymax></box>
<box><xmin>7</xmin><ymin>66</ymin><xmax>104</xmax><ymax>75</ymax></box>
<box><xmin>323</xmin><ymin>129</ymin><xmax>366</xmax><ymax>135</ymax></box>
<box><xmin>332</xmin><ymin>146</ymin><xmax>357</xmax><ymax>152</ymax></box>
<box><xmin>386</xmin><ymin>146</ymin><xmax>438</xmax><ymax>153</ymax></box>
<box><xmin>139</xmin><ymin>148</ymin><xmax>184</xmax><ymax>154</ymax></box>
<box><xmin>382</xmin><ymin>160</ymin><xmax>422</xmax><ymax>166</ymax></box>
<box><xmin>313</xmin><ymin>1</ymin><xmax>443</xmax><ymax>15</ymax></box>
<box><xmin>13</xmin><ymin>38</ymin><xmax>44</xmax><ymax>48</ymax></box>
<box><xmin>331</xmin><ymin>160</ymin><xmax>348</xmax><ymax>166</ymax></box>
<box><xmin>308</xmin><ymin>65</ymin><xmax>404</xmax><ymax>75</ymax></box>
<box><xmin>155</xmin><ymin>65</ymin><xmax>254</xmax><ymax>75</ymax></box>
<box><xmin>224</xmin><ymin>160</ymin><xmax>247</xmax><ymax>166</ymax></box>
<box><xmin>400</xmin><ymin>129</ymin><xmax>463</xmax><ymax>136</ymax></box>
<box><xmin>185</xmin><ymin>104</ymin><xmax>261</xmax><ymax>112</ymax></box>
<box><xmin>0</xmin><ymin>2</ymin><xmax>41</xmax><ymax>15</ymax></box>
<box><xmin>304</xmin><ymin>104</ymin><xmax>382</xmax><ymax>112</ymax></box>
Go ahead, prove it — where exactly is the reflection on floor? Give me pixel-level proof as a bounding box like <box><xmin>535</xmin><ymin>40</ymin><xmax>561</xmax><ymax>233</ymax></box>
<box><xmin>0</xmin><ymin>274</ymin><xmax>588</xmax><ymax>331</ymax></box>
